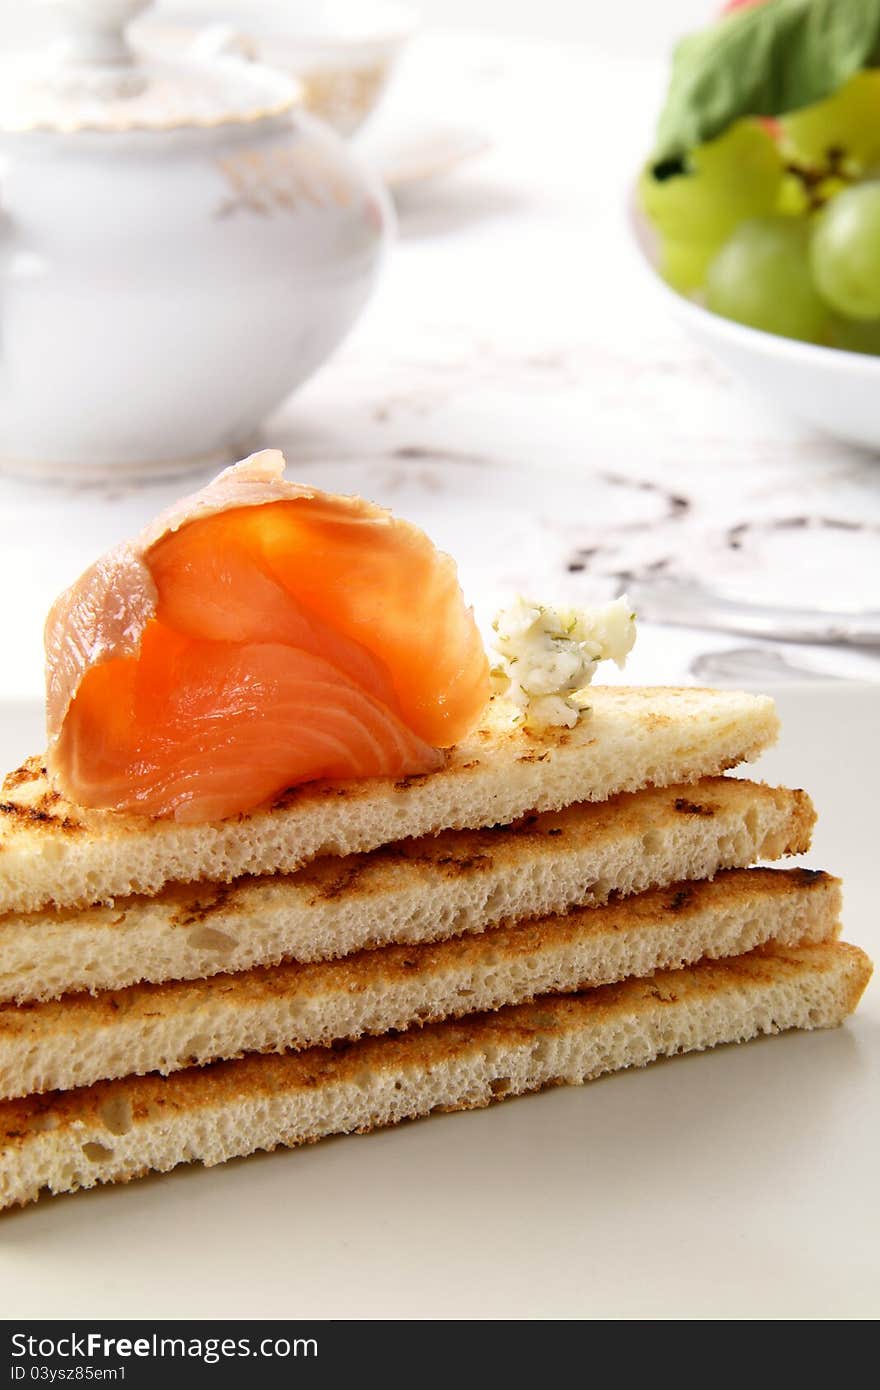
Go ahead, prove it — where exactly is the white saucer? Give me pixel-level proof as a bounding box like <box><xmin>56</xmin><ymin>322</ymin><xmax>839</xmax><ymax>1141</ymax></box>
<box><xmin>357</xmin><ymin>117</ymin><xmax>490</xmax><ymax>190</ymax></box>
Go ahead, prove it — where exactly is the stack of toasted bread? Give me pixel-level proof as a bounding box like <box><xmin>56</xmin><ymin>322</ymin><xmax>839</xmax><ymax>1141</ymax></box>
<box><xmin>0</xmin><ymin>687</ymin><xmax>870</xmax><ymax>1209</ymax></box>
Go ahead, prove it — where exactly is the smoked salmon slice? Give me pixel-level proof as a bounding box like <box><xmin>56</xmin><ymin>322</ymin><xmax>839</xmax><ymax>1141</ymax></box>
<box><xmin>45</xmin><ymin>451</ymin><xmax>490</xmax><ymax>822</ymax></box>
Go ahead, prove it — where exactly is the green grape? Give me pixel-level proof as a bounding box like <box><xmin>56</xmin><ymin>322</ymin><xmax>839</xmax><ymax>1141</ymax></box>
<box><xmin>656</xmin><ymin>239</ymin><xmax>717</xmax><ymax>293</ymax></box>
<box><xmin>780</xmin><ymin>72</ymin><xmax>880</xmax><ymax>176</ymax></box>
<box><xmin>811</xmin><ymin>184</ymin><xmax>880</xmax><ymax>320</ymax></box>
<box><xmin>639</xmin><ymin>118</ymin><xmax>784</xmax><ymax>291</ymax></box>
<box><xmin>640</xmin><ymin>119</ymin><xmax>782</xmax><ymax>241</ymax></box>
<box><xmin>705</xmin><ymin>217</ymin><xmax>827</xmax><ymax>342</ymax></box>
<box><xmin>828</xmin><ymin>315</ymin><xmax>880</xmax><ymax>356</ymax></box>
<box><xmin>776</xmin><ymin>172</ymin><xmax>812</xmax><ymax>218</ymax></box>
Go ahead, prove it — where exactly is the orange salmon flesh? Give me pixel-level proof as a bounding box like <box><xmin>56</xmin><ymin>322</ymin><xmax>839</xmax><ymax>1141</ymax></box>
<box><xmin>45</xmin><ymin>455</ymin><xmax>489</xmax><ymax>822</ymax></box>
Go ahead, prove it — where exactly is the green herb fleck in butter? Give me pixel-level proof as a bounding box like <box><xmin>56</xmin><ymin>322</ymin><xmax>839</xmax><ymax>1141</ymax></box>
<box><xmin>490</xmin><ymin>596</ymin><xmax>636</xmax><ymax>729</ymax></box>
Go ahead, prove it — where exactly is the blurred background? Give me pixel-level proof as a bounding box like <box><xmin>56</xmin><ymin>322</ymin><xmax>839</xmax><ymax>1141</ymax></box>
<box><xmin>0</xmin><ymin>1</ymin><xmax>716</xmax><ymax>50</ymax></box>
<box><xmin>0</xmin><ymin>0</ymin><xmax>878</xmax><ymax>714</ymax></box>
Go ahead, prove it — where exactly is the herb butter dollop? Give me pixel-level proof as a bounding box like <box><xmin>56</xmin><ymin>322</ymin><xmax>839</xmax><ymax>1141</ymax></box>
<box><xmin>490</xmin><ymin>596</ymin><xmax>636</xmax><ymax>729</ymax></box>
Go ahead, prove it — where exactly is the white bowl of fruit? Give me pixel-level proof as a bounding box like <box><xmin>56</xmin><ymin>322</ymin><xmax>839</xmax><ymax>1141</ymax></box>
<box><xmin>634</xmin><ymin>0</ymin><xmax>880</xmax><ymax>452</ymax></box>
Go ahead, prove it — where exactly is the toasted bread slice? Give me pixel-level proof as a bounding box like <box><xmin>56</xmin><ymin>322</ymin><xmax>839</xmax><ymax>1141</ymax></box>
<box><xmin>0</xmin><ymin>868</ymin><xmax>840</xmax><ymax>1101</ymax></box>
<box><xmin>0</xmin><ymin>777</ymin><xmax>811</xmax><ymax>1004</ymax></box>
<box><xmin>0</xmin><ymin>940</ymin><xmax>869</xmax><ymax>1210</ymax></box>
<box><xmin>0</xmin><ymin>687</ymin><xmax>778</xmax><ymax>914</ymax></box>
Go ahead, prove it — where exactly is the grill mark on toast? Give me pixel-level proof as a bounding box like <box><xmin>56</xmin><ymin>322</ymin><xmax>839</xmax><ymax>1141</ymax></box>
<box><xmin>169</xmin><ymin>885</ymin><xmax>234</xmax><ymax>928</ymax></box>
<box><xmin>0</xmin><ymin>802</ymin><xmax>84</xmax><ymax>833</ymax></box>
<box><xmin>1</xmin><ymin>761</ymin><xmax>45</xmax><ymax>792</ymax></box>
<box><xmin>667</xmin><ymin>888</ymin><xmax>694</xmax><ymax>912</ymax></box>
<box><xmin>674</xmin><ymin>797</ymin><xmax>716</xmax><ymax>817</ymax></box>
<box><xmin>790</xmin><ymin>867</ymin><xmax>827</xmax><ymax>886</ymax></box>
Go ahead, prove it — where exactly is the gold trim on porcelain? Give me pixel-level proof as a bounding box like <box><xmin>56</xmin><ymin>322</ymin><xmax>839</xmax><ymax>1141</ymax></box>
<box><xmin>215</xmin><ymin>143</ymin><xmax>356</xmax><ymax>217</ymax></box>
<box><xmin>297</xmin><ymin>59</ymin><xmax>389</xmax><ymax>135</ymax></box>
<box><xmin>0</xmin><ymin>92</ymin><xmax>296</xmax><ymax>135</ymax></box>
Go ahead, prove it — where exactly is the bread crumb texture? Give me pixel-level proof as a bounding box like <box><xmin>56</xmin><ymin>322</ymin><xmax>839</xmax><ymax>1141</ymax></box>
<box><xmin>0</xmin><ymin>940</ymin><xmax>868</xmax><ymax>1211</ymax></box>
<box><xmin>0</xmin><ymin>688</ymin><xmax>779</xmax><ymax>914</ymax></box>
<box><xmin>0</xmin><ymin>774</ymin><xmax>809</xmax><ymax>1004</ymax></box>
<box><xmin>0</xmin><ymin>867</ymin><xmax>839</xmax><ymax>1100</ymax></box>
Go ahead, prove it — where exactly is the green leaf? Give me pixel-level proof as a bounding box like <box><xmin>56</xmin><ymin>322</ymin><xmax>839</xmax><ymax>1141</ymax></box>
<box><xmin>653</xmin><ymin>0</ymin><xmax>880</xmax><ymax>165</ymax></box>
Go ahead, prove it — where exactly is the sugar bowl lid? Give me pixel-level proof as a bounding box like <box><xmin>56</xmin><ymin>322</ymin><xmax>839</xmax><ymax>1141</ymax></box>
<box><xmin>0</xmin><ymin>0</ymin><xmax>297</xmax><ymax>133</ymax></box>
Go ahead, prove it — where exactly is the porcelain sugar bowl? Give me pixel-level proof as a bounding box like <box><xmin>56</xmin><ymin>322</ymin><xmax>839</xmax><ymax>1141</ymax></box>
<box><xmin>0</xmin><ymin>0</ymin><xmax>393</xmax><ymax>479</ymax></box>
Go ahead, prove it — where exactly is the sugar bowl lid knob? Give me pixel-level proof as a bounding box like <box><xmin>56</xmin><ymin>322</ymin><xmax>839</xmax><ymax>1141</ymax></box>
<box><xmin>46</xmin><ymin>0</ymin><xmax>152</xmax><ymax>68</ymax></box>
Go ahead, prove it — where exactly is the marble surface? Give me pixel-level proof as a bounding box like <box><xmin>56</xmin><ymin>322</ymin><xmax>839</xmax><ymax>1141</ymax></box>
<box><xmin>2</xmin><ymin>31</ymin><xmax>879</xmax><ymax>704</ymax></box>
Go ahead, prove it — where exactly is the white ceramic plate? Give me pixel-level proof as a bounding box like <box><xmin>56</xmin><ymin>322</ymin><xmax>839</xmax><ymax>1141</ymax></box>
<box><xmin>358</xmin><ymin>118</ymin><xmax>491</xmax><ymax>191</ymax></box>
<box><xmin>630</xmin><ymin>194</ymin><xmax>880</xmax><ymax>453</ymax></box>
<box><xmin>0</xmin><ymin>683</ymin><xmax>875</xmax><ymax>1319</ymax></box>
<box><xmin>352</xmin><ymin>29</ymin><xmax>491</xmax><ymax>190</ymax></box>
